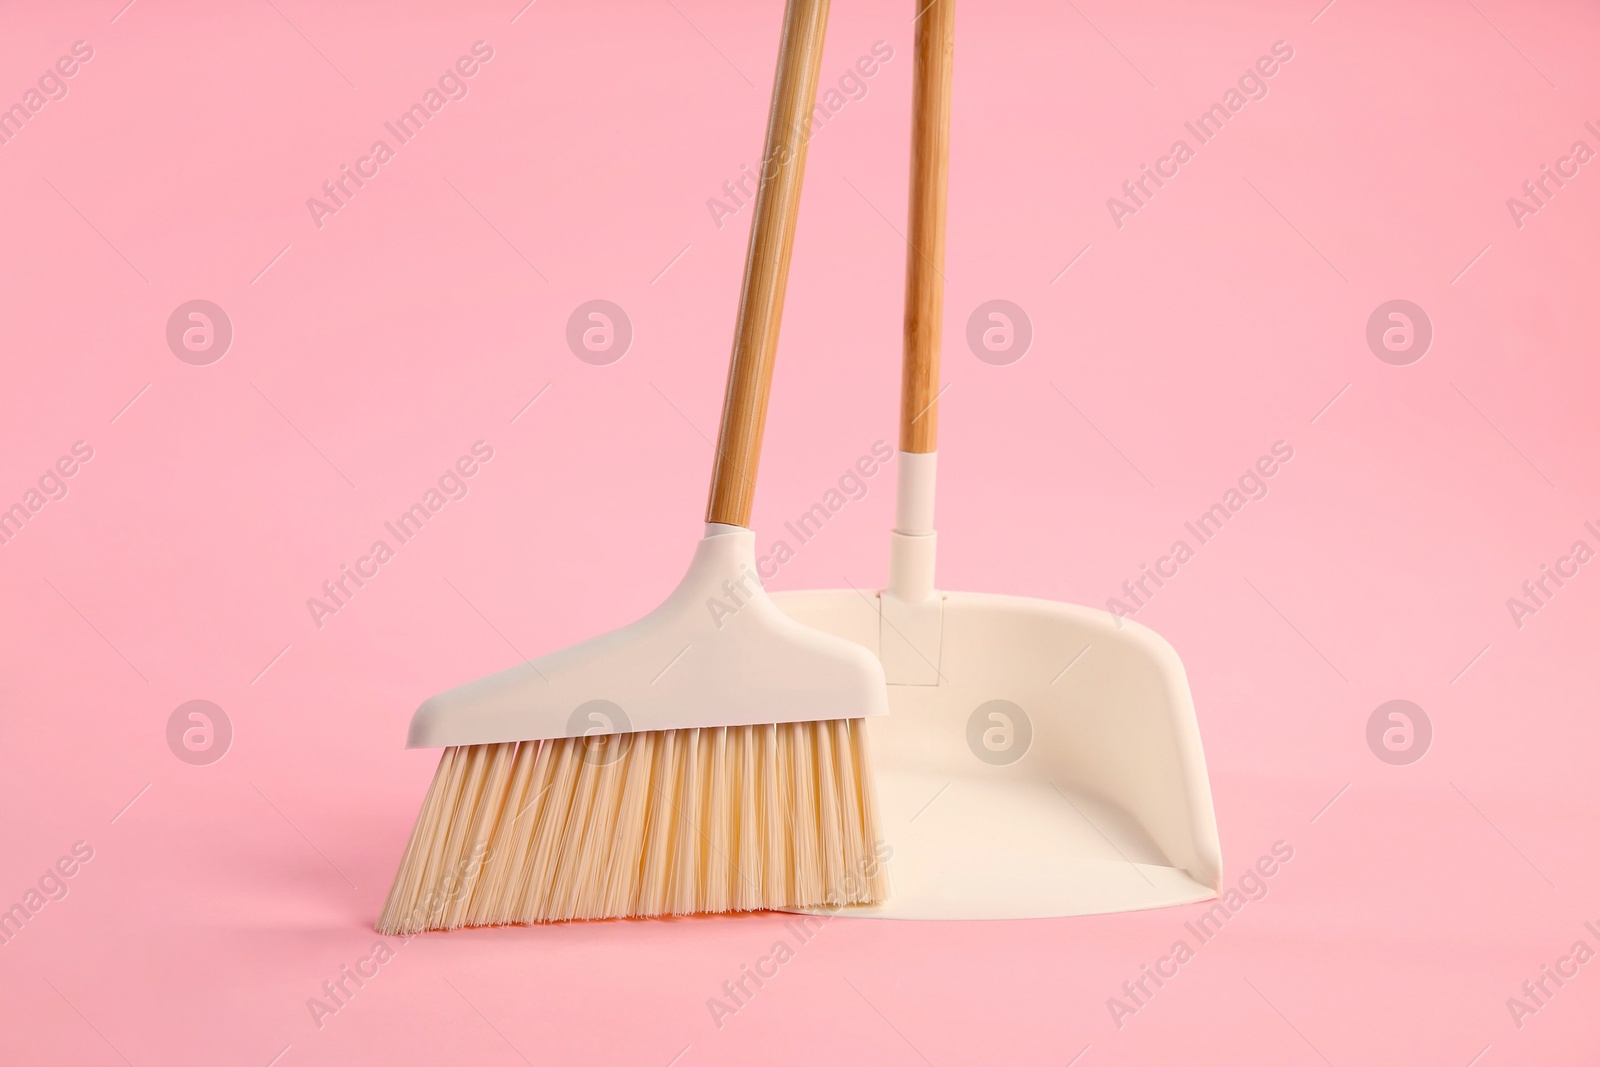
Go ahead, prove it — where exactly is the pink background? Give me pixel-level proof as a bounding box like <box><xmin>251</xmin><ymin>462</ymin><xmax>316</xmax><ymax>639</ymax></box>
<box><xmin>3</xmin><ymin>0</ymin><xmax>1598</xmax><ymax>1063</ymax></box>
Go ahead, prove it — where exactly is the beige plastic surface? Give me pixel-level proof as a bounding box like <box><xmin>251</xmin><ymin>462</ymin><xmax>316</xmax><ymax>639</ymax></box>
<box><xmin>770</xmin><ymin>587</ymin><xmax>1221</xmax><ymax>919</ymax></box>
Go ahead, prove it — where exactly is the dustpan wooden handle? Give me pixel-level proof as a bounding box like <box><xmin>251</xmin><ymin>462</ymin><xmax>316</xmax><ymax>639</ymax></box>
<box><xmin>705</xmin><ymin>0</ymin><xmax>832</xmax><ymax>527</ymax></box>
<box><xmin>899</xmin><ymin>0</ymin><xmax>955</xmax><ymax>455</ymax></box>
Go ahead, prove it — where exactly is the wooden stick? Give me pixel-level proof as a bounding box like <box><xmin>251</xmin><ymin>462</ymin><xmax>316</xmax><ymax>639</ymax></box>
<box><xmin>899</xmin><ymin>0</ymin><xmax>956</xmax><ymax>455</ymax></box>
<box><xmin>705</xmin><ymin>0</ymin><xmax>832</xmax><ymax>527</ymax></box>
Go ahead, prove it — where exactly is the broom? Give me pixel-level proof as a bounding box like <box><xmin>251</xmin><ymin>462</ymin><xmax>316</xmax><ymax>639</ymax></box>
<box><xmin>378</xmin><ymin>0</ymin><xmax>890</xmax><ymax>935</ymax></box>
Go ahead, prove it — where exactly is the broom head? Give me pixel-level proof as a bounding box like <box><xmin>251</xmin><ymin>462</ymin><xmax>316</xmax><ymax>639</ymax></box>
<box><xmin>379</xmin><ymin>526</ymin><xmax>890</xmax><ymax>933</ymax></box>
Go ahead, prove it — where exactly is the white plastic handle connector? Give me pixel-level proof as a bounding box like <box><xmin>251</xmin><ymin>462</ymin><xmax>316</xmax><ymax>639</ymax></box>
<box><xmin>407</xmin><ymin>524</ymin><xmax>889</xmax><ymax>748</ymax></box>
<box><xmin>888</xmin><ymin>451</ymin><xmax>938</xmax><ymax>603</ymax></box>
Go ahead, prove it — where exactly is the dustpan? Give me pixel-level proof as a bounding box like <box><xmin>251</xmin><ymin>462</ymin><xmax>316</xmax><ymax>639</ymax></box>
<box><xmin>770</xmin><ymin>0</ymin><xmax>1221</xmax><ymax>919</ymax></box>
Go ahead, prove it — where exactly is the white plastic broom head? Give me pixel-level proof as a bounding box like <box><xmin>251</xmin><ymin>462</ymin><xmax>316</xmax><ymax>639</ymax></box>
<box><xmin>406</xmin><ymin>524</ymin><xmax>889</xmax><ymax>749</ymax></box>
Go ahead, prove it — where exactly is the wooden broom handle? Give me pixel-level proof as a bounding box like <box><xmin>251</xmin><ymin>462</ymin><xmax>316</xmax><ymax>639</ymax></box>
<box><xmin>899</xmin><ymin>0</ymin><xmax>955</xmax><ymax>455</ymax></box>
<box><xmin>705</xmin><ymin>0</ymin><xmax>832</xmax><ymax>527</ymax></box>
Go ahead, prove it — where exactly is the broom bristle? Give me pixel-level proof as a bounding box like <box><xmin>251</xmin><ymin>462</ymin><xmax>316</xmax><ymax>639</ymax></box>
<box><xmin>377</xmin><ymin>719</ymin><xmax>888</xmax><ymax>934</ymax></box>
